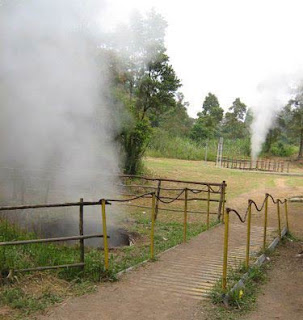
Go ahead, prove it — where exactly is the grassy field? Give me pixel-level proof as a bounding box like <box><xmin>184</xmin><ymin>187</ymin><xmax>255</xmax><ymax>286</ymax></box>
<box><xmin>1</xmin><ymin>157</ymin><xmax>302</xmax><ymax>319</ymax></box>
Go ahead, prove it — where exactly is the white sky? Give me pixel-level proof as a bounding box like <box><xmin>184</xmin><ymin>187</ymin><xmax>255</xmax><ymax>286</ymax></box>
<box><xmin>104</xmin><ymin>0</ymin><xmax>303</xmax><ymax>117</ymax></box>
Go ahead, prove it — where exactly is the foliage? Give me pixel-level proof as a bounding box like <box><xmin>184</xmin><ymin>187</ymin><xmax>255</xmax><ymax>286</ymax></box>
<box><xmin>278</xmin><ymin>92</ymin><xmax>303</xmax><ymax>158</ymax></box>
<box><xmin>107</xmin><ymin>10</ymin><xmax>181</xmax><ymax>174</ymax></box>
<box><xmin>147</xmin><ymin>131</ymin><xmax>251</xmax><ymax>160</ymax></box>
<box><xmin>190</xmin><ymin>93</ymin><xmax>224</xmax><ymax>141</ymax></box>
<box><xmin>221</xmin><ymin>98</ymin><xmax>248</xmax><ymax>139</ymax></box>
<box><xmin>120</xmin><ymin>118</ymin><xmax>152</xmax><ymax>174</ymax></box>
<box><xmin>209</xmin><ymin>263</ymin><xmax>268</xmax><ymax>319</ymax></box>
<box><xmin>156</xmin><ymin>93</ymin><xmax>193</xmax><ymax>137</ymax></box>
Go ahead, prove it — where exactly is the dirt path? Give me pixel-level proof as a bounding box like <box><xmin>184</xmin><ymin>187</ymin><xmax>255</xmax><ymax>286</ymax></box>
<box><xmin>243</xmin><ymin>241</ymin><xmax>303</xmax><ymax>320</ymax></box>
<box><xmin>37</xmin><ymin>173</ymin><xmax>303</xmax><ymax>320</ymax></box>
<box><xmin>38</xmin><ymin>223</ymin><xmax>275</xmax><ymax>320</ymax></box>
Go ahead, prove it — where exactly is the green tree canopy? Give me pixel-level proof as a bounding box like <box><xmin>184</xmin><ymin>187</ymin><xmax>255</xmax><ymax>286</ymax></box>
<box><xmin>107</xmin><ymin>10</ymin><xmax>182</xmax><ymax>173</ymax></box>
<box><xmin>221</xmin><ymin>98</ymin><xmax>248</xmax><ymax>139</ymax></box>
<box><xmin>190</xmin><ymin>93</ymin><xmax>223</xmax><ymax>141</ymax></box>
<box><xmin>279</xmin><ymin>89</ymin><xmax>303</xmax><ymax>158</ymax></box>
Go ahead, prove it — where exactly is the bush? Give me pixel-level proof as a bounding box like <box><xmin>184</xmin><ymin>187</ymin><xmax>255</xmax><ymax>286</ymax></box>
<box><xmin>270</xmin><ymin>142</ymin><xmax>297</xmax><ymax>157</ymax></box>
<box><xmin>146</xmin><ymin>129</ymin><xmax>251</xmax><ymax>161</ymax></box>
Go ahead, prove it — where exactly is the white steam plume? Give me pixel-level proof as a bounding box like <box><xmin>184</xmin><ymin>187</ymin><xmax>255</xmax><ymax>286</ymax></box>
<box><xmin>0</xmin><ymin>0</ymin><xmax>119</xmax><ymax>203</ymax></box>
<box><xmin>250</xmin><ymin>74</ymin><xmax>301</xmax><ymax>160</ymax></box>
<box><xmin>0</xmin><ymin>0</ymin><xmax>123</xmax><ymax>244</ymax></box>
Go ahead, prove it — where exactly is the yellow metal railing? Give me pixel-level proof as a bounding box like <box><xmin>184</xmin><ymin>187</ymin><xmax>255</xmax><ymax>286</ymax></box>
<box><xmin>222</xmin><ymin>194</ymin><xmax>289</xmax><ymax>292</ymax></box>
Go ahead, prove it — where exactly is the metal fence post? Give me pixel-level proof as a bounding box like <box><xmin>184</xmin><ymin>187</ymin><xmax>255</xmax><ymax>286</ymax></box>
<box><xmin>183</xmin><ymin>188</ymin><xmax>188</xmax><ymax>242</ymax></box>
<box><xmin>263</xmin><ymin>194</ymin><xmax>268</xmax><ymax>251</ymax></box>
<box><xmin>101</xmin><ymin>199</ymin><xmax>109</xmax><ymax>270</ymax></box>
<box><xmin>150</xmin><ymin>193</ymin><xmax>156</xmax><ymax>259</ymax></box>
<box><xmin>246</xmin><ymin>201</ymin><xmax>252</xmax><ymax>268</ymax></box>
<box><xmin>285</xmin><ymin>199</ymin><xmax>289</xmax><ymax>232</ymax></box>
<box><xmin>207</xmin><ymin>188</ymin><xmax>210</xmax><ymax>229</ymax></box>
<box><xmin>79</xmin><ymin>198</ymin><xmax>84</xmax><ymax>271</ymax></box>
<box><xmin>222</xmin><ymin>209</ymin><xmax>230</xmax><ymax>292</ymax></box>
<box><xmin>277</xmin><ymin>201</ymin><xmax>281</xmax><ymax>239</ymax></box>
<box><xmin>221</xmin><ymin>181</ymin><xmax>226</xmax><ymax>222</ymax></box>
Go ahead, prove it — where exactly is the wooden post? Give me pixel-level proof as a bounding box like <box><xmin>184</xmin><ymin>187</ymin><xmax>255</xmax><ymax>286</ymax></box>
<box><xmin>79</xmin><ymin>198</ymin><xmax>84</xmax><ymax>270</ymax></box>
<box><xmin>154</xmin><ymin>180</ymin><xmax>161</xmax><ymax>220</ymax></box>
<box><xmin>101</xmin><ymin>199</ymin><xmax>109</xmax><ymax>270</ymax></box>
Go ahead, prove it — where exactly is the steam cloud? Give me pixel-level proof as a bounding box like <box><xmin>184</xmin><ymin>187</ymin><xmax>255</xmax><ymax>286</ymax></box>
<box><xmin>0</xmin><ymin>0</ymin><xmax>119</xmax><ymax>202</ymax></box>
<box><xmin>250</xmin><ymin>74</ymin><xmax>301</xmax><ymax>160</ymax></box>
<box><xmin>0</xmin><ymin>0</ymin><xmax>123</xmax><ymax>244</ymax></box>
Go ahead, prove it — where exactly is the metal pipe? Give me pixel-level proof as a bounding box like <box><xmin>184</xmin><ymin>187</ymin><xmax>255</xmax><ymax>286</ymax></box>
<box><xmin>221</xmin><ymin>181</ymin><xmax>227</xmax><ymax>222</ymax></box>
<box><xmin>120</xmin><ymin>175</ymin><xmax>224</xmax><ymax>187</ymax></box>
<box><xmin>183</xmin><ymin>188</ymin><xmax>188</xmax><ymax>242</ymax></box>
<box><xmin>207</xmin><ymin>189</ymin><xmax>210</xmax><ymax>229</ymax></box>
<box><xmin>0</xmin><ymin>234</ymin><xmax>105</xmax><ymax>246</ymax></box>
<box><xmin>15</xmin><ymin>263</ymin><xmax>85</xmax><ymax>273</ymax></box>
<box><xmin>277</xmin><ymin>201</ymin><xmax>281</xmax><ymax>239</ymax></box>
<box><xmin>0</xmin><ymin>200</ymin><xmax>105</xmax><ymax>212</ymax></box>
<box><xmin>222</xmin><ymin>209</ymin><xmax>229</xmax><ymax>292</ymax></box>
<box><xmin>246</xmin><ymin>201</ymin><xmax>252</xmax><ymax>268</ymax></box>
<box><xmin>263</xmin><ymin>194</ymin><xmax>268</xmax><ymax>251</ymax></box>
<box><xmin>120</xmin><ymin>203</ymin><xmax>219</xmax><ymax>215</ymax></box>
<box><xmin>150</xmin><ymin>193</ymin><xmax>156</xmax><ymax>259</ymax></box>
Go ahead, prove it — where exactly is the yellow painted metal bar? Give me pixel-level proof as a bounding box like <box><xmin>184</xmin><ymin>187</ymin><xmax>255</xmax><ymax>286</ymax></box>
<box><xmin>263</xmin><ymin>194</ymin><xmax>268</xmax><ymax>251</ymax></box>
<box><xmin>221</xmin><ymin>181</ymin><xmax>226</xmax><ymax>222</ymax></box>
<box><xmin>150</xmin><ymin>193</ymin><xmax>156</xmax><ymax>259</ymax></box>
<box><xmin>222</xmin><ymin>209</ymin><xmax>229</xmax><ymax>292</ymax></box>
<box><xmin>101</xmin><ymin>199</ymin><xmax>109</xmax><ymax>270</ymax></box>
<box><xmin>183</xmin><ymin>188</ymin><xmax>188</xmax><ymax>242</ymax></box>
<box><xmin>277</xmin><ymin>201</ymin><xmax>281</xmax><ymax>239</ymax></box>
<box><xmin>284</xmin><ymin>200</ymin><xmax>289</xmax><ymax>232</ymax></box>
<box><xmin>207</xmin><ymin>188</ymin><xmax>210</xmax><ymax>229</ymax></box>
<box><xmin>245</xmin><ymin>201</ymin><xmax>252</xmax><ymax>268</ymax></box>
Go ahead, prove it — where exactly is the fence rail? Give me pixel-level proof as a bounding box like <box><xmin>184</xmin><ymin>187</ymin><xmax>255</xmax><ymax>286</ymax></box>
<box><xmin>221</xmin><ymin>157</ymin><xmax>290</xmax><ymax>173</ymax></box>
<box><xmin>0</xmin><ymin>176</ymin><xmax>226</xmax><ymax>276</ymax></box>
<box><xmin>222</xmin><ymin>193</ymin><xmax>289</xmax><ymax>291</ymax></box>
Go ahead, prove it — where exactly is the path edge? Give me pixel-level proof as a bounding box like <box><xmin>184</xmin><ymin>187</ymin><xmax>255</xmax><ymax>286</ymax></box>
<box><xmin>223</xmin><ymin>226</ymin><xmax>288</xmax><ymax>305</ymax></box>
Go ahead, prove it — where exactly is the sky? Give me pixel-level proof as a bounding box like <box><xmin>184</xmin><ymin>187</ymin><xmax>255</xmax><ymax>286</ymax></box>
<box><xmin>103</xmin><ymin>0</ymin><xmax>303</xmax><ymax>117</ymax></box>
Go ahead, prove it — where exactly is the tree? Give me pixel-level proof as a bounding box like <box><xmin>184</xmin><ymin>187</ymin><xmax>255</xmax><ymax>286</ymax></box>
<box><xmin>156</xmin><ymin>93</ymin><xmax>193</xmax><ymax>137</ymax></box>
<box><xmin>279</xmin><ymin>92</ymin><xmax>303</xmax><ymax>159</ymax></box>
<box><xmin>108</xmin><ymin>10</ymin><xmax>181</xmax><ymax>173</ymax></box>
<box><xmin>221</xmin><ymin>98</ymin><xmax>248</xmax><ymax>139</ymax></box>
<box><xmin>199</xmin><ymin>93</ymin><xmax>223</xmax><ymax>122</ymax></box>
<box><xmin>190</xmin><ymin>93</ymin><xmax>223</xmax><ymax>141</ymax></box>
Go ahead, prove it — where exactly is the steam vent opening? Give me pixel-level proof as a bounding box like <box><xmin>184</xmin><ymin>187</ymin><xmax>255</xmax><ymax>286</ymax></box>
<box><xmin>23</xmin><ymin>218</ymin><xmax>133</xmax><ymax>249</ymax></box>
<box><xmin>108</xmin><ymin>228</ymin><xmax>133</xmax><ymax>248</ymax></box>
